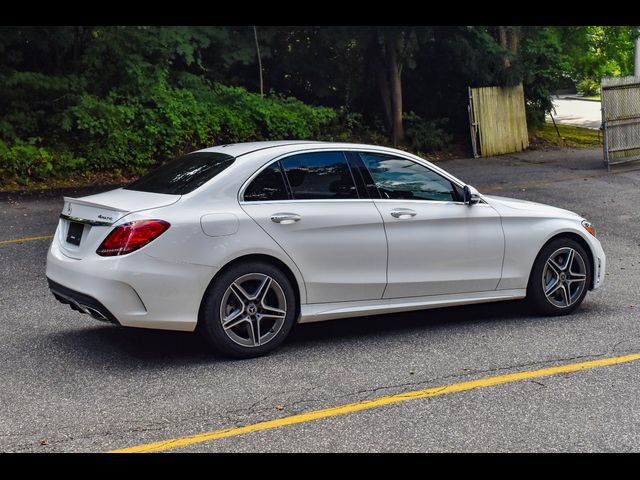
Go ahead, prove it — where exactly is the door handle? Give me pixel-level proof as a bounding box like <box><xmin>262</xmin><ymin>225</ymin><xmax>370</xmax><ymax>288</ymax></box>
<box><xmin>270</xmin><ymin>212</ymin><xmax>301</xmax><ymax>224</ymax></box>
<box><xmin>390</xmin><ymin>208</ymin><xmax>417</xmax><ymax>219</ymax></box>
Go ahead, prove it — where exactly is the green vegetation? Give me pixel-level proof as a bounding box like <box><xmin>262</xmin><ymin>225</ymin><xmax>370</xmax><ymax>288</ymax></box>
<box><xmin>0</xmin><ymin>26</ymin><xmax>636</xmax><ymax>188</ymax></box>
<box><xmin>534</xmin><ymin>123</ymin><xmax>602</xmax><ymax>148</ymax></box>
<box><xmin>560</xmin><ymin>26</ymin><xmax>638</xmax><ymax>84</ymax></box>
<box><xmin>577</xmin><ymin>78</ymin><xmax>601</xmax><ymax>97</ymax></box>
<box><xmin>0</xmin><ymin>84</ymin><xmax>343</xmax><ymax>184</ymax></box>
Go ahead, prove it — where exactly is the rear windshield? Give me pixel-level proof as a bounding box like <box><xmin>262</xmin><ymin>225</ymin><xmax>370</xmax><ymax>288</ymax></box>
<box><xmin>125</xmin><ymin>152</ymin><xmax>235</xmax><ymax>195</ymax></box>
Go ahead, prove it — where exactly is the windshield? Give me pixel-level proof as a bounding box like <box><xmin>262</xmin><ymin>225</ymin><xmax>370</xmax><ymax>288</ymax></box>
<box><xmin>125</xmin><ymin>152</ymin><xmax>235</xmax><ymax>195</ymax></box>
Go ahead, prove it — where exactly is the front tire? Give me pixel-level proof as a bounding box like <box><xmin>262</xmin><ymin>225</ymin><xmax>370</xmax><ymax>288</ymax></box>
<box><xmin>527</xmin><ymin>237</ymin><xmax>591</xmax><ymax>316</ymax></box>
<box><xmin>198</xmin><ymin>261</ymin><xmax>296</xmax><ymax>358</ymax></box>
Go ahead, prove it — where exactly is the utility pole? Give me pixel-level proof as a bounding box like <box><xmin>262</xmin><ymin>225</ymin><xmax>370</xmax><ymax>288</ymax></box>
<box><xmin>635</xmin><ymin>35</ymin><xmax>640</xmax><ymax>77</ymax></box>
<box><xmin>253</xmin><ymin>26</ymin><xmax>264</xmax><ymax>98</ymax></box>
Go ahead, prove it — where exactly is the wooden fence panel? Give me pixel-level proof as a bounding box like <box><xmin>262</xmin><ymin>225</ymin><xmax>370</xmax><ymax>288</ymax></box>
<box><xmin>470</xmin><ymin>83</ymin><xmax>529</xmax><ymax>157</ymax></box>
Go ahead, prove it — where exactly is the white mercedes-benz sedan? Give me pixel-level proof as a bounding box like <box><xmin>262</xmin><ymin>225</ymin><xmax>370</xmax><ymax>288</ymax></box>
<box><xmin>46</xmin><ymin>141</ymin><xmax>605</xmax><ymax>358</ymax></box>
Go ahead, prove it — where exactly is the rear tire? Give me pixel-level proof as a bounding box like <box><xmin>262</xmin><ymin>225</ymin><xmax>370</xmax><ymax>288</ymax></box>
<box><xmin>198</xmin><ymin>261</ymin><xmax>296</xmax><ymax>358</ymax></box>
<box><xmin>527</xmin><ymin>237</ymin><xmax>591</xmax><ymax>316</ymax></box>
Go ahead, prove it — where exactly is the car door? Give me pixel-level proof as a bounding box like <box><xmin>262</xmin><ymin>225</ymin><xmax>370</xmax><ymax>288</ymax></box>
<box><xmin>356</xmin><ymin>151</ymin><xmax>505</xmax><ymax>299</ymax></box>
<box><xmin>240</xmin><ymin>150</ymin><xmax>388</xmax><ymax>304</ymax></box>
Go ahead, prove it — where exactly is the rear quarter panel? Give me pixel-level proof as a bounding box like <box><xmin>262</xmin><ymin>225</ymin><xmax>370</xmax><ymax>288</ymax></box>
<box><xmin>133</xmin><ymin>199</ymin><xmax>308</xmax><ymax>304</ymax></box>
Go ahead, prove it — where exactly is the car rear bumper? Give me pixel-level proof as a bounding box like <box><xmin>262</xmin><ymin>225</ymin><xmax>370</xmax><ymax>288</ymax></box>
<box><xmin>48</xmin><ymin>279</ymin><xmax>120</xmax><ymax>324</ymax></box>
<box><xmin>46</xmin><ymin>240</ymin><xmax>216</xmax><ymax>331</ymax></box>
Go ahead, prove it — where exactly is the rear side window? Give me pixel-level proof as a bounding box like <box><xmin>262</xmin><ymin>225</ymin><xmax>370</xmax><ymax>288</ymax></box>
<box><xmin>126</xmin><ymin>152</ymin><xmax>235</xmax><ymax>195</ymax></box>
<box><xmin>280</xmin><ymin>152</ymin><xmax>358</xmax><ymax>200</ymax></box>
<box><xmin>244</xmin><ymin>162</ymin><xmax>290</xmax><ymax>201</ymax></box>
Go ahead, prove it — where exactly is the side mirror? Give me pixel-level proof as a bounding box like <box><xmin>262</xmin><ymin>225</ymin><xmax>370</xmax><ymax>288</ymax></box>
<box><xmin>463</xmin><ymin>185</ymin><xmax>481</xmax><ymax>205</ymax></box>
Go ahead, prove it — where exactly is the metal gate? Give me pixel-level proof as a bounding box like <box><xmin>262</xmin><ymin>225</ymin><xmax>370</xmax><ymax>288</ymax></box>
<box><xmin>601</xmin><ymin>76</ymin><xmax>640</xmax><ymax>170</ymax></box>
<box><xmin>468</xmin><ymin>83</ymin><xmax>529</xmax><ymax>158</ymax></box>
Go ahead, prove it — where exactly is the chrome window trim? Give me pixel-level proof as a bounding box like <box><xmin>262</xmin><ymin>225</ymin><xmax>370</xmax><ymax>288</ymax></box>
<box><xmin>373</xmin><ymin>198</ymin><xmax>490</xmax><ymax>206</ymax></box>
<box><xmin>238</xmin><ymin>198</ymin><xmax>489</xmax><ymax>206</ymax></box>
<box><xmin>238</xmin><ymin>147</ymin><xmax>483</xmax><ymax>205</ymax></box>
<box><xmin>239</xmin><ymin>198</ymin><xmax>376</xmax><ymax>205</ymax></box>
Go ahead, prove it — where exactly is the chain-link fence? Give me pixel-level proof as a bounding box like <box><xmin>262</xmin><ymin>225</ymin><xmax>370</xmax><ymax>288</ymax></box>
<box><xmin>601</xmin><ymin>76</ymin><xmax>640</xmax><ymax>170</ymax></box>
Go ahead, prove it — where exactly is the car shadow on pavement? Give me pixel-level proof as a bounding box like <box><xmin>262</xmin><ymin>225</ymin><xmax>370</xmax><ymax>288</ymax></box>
<box><xmin>46</xmin><ymin>325</ymin><xmax>210</xmax><ymax>367</ymax></box>
<box><xmin>46</xmin><ymin>299</ymin><xmax>548</xmax><ymax>367</ymax></box>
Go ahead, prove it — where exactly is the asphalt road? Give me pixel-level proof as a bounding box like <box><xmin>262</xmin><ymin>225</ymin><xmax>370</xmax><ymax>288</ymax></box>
<box><xmin>1</xmin><ymin>147</ymin><xmax>639</xmax><ymax>452</ymax></box>
<box><xmin>547</xmin><ymin>95</ymin><xmax>602</xmax><ymax>129</ymax></box>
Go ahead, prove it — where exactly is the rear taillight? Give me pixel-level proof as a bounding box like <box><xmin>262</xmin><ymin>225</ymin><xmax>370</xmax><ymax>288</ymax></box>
<box><xmin>96</xmin><ymin>220</ymin><xmax>170</xmax><ymax>257</ymax></box>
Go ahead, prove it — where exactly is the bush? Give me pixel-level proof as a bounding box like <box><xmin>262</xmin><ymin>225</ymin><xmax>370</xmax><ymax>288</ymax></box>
<box><xmin>403</xmin><ymin>112</ymin><xmax>453</xmax><ymax>153</ymax></box>
<box><xmin>0</xmin><ymin>138</ymin><xmax>85</xmax><ymax>182</ymax></box>
<box><xmin>577</xmin><ymin>78</ymin><xmax>600</xmax><ymax>97</ymax></box>
<box><xmin>57</xmin><ymin>78</ymin><xmax>341</xmax><ymax>176</ymax></box>
<box><xmin>525</xmin><ymin>99</ymin><xmax>547</xmax><ymax>130</ymax></box>
<box><xmin>0</xmin><ymin>58</ymin><xmax>344</xmax><ymax>185</ymax></box>
<box><xmin>210</xmin><ymin>84</ymin><xmax>337</xmax><ymax>141</ymax></box>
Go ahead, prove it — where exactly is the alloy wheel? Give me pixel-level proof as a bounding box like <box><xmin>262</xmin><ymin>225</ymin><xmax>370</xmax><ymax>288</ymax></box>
<box><xmin>219</xmin><ymin>273</ymin><xmax>287</xmax><ymax>347</ymax></box>
<box><xmin>541</xmin><ymin>247</ymin><xmax>587</xmax><ymax>308</ymax></box>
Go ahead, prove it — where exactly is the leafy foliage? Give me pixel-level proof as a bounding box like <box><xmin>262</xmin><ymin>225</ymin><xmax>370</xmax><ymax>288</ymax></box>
<box><xmin>518</xmin><ymin>27</ymin><xmax>571</xmax><ymax>127</ymax></box>
<box><xmin>404</xmin><ymin>112</ymin><xmax>453</xmax><ymax>153</ymax></box>
<box><xmin>0</xmin><ymin>138</ymin><xmax>83</xmax><ymax>182</ymax></box>
<box><xmin>0</xmin><ymin>26</ymin><xmax>638</xmax><ymax>185</ymax></box>
<box><xmin>0</xmin><ymin>27</ymin><xmax>340</xmax><ymax>182</ymax></box>
<box><xmin>577</xmin><ymin>78</ymin><xmax>600</xmax><ymax>97</ymax></box>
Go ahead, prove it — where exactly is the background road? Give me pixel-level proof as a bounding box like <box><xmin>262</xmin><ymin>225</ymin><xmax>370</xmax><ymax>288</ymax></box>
<box><xmin>547</xmin><ymin>95</ymin><xmax>602</xmax><ymax>129</ymax></box>
<box><xmin>1</xmin><ymin>148</ymin><xmax>639</xmax><ymax>452</ymax></box>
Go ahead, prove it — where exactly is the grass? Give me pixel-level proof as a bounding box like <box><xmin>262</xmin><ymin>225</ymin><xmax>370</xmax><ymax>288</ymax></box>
<box><xmin>532</xmin><ymin>122</ymin><xmax>602</xmax><ymax>149</ymax></box>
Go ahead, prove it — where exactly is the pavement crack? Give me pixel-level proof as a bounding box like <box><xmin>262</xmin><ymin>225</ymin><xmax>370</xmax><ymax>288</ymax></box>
<box><xmin>246</xmin><ymin>351</ymin><xmax>618</xmax><ymax>419</ymax></box>
<box><xmin>3</xmin><ymin>349</ymin><xmax>637</xmax><ymax>451</ymax></box>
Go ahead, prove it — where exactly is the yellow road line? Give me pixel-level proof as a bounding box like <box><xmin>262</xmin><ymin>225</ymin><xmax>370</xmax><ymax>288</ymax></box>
<box><xmin>0</xmin><ymin>235</ymin><xmax>52</xmax><ymax>246</ymax></box>
<box><xmin>109</xmin><ymin>352</ymin><xmax>640</xmax><ymax>453</ymax></box>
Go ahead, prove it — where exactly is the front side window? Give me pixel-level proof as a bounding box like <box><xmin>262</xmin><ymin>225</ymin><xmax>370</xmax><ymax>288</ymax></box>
<box><xmin>126</xmin><ymin>152</ymin><xmax>235</xmax><ymax>195</ymax></box>
<box><xmin>280</xmin><ymin>152</ymin><xmax>358</xmax><ymax>200</ymax></box>
<box><xmin>358</xmin><ymin>152</ymin><xmax>459</xmax><ymax>202</ymax></box>
<box><xmin>244</xmin><ymin>162</ymin><xmax>290</xmax><ymax>201</ymax></box>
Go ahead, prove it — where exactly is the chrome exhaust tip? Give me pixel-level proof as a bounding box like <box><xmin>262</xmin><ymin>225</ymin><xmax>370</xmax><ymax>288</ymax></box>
<box><xmin>78</xmin><ymin>304</ymin><xmax>110</xmax><ymax>322</ymax></box>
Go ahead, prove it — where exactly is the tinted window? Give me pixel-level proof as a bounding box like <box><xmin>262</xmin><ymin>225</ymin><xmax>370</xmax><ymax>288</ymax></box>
<box><xmin>244</xmin><ymin>162</ymin><xmax>290</xmax><ymax>201</ymax></box>
<box><xmin>126</xmin><ymin>152</ymin><xmax>234</xmax><ymax>195</ymax></box>
<box><xmin>345</xmin><ymin>151</ymin><xmax>381</xmax><ymax>199</ymax></box>
<box><xmin>281</xmin><ymin>152</ymin><xmax>358</xmax><ymax>200</ymax></box>
<box><xmin>359</xmin><ymin>152</ymin><xmax>458</xmax><ymax>202</ymax></box>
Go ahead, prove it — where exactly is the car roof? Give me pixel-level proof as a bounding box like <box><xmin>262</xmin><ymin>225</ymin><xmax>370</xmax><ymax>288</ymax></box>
<box><xmin>192</xmin><ymin>140</ymin><xmax>417</xmax><ymax>159</ymax></box>
<box><xmin>186</xmin><ymin>140</ymin><xmax>469</xmax><ymax>198</ymax></box>
<box><xmin>194</xmin><ymin>141</ymin><xmax>326</xmax><ymax>157</ymax></box>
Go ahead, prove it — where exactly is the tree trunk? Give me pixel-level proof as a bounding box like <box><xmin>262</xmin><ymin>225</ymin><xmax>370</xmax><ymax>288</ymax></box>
<box><xmin>73</xmin><ymin>26</ymin><xmax>82</xmax><ymax>72</ymax></box>
<box><xmin>375</xmin><ymin>57</ymin><xmax>392</xmax><ymax>133</ymax></box>
<box><xmin>498</xmin><ymin>26</ymin><xmax>510</xmax><ymax>67</ymax></box>
<box><xmin>497</xmin><ymin>26</ymin><xmax>520</xmax><ymax>67</ymax></box>
<box><xmin>371</xmin><ymin>29</ymin><xmax>404</xmax><ymax>145</ymax></box>
<box><xmin>508</xmin><ymin>27</ymin><xmax>520</xmax><ymax>56</ymax></box>
<box><xmin>386</xmin><ymin>34</ymin><xmax>404</xmax><ymax>145</ymax></box>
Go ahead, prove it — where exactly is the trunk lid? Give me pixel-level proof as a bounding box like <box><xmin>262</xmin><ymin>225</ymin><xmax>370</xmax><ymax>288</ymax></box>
<box><xmin>56</xmin><ymin>188</ymin><xmax>179</xmax><ymax>259</ymax></box>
